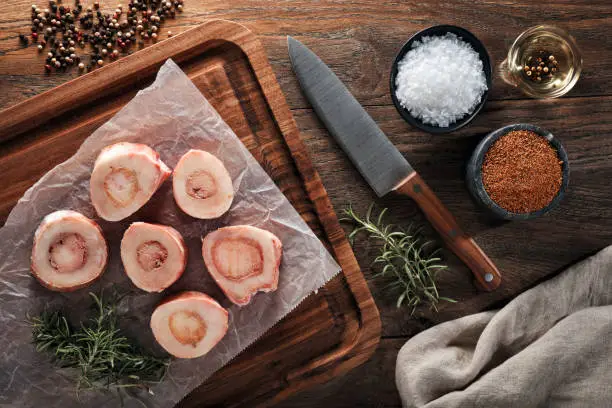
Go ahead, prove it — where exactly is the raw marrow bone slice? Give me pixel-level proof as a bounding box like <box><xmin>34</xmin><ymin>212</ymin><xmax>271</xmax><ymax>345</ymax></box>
<box><xmin>31</xmin><ymin>210</ymin><xmax>108</xmax><ymax>292</ymax></box>
<box><xmin>90</xmin><ymin>143</ymin><xmax>171</xmax><ymax>221</ymax></box>
<box><xmin>202</xmin><ymin>226</ymin><xmax>282</xmax><ymax>306</ymax></box>
<box><xmin>173</xmin><ymin>150</ymin><xmax>234</xmax><ymax>219</ymax></box>
<box><xmin>150</xmin><ymin>291</ymin><xmax>228</xmax><ymax>359</ymax></box>
<box><xmin>121</xmin><ymin>222</ymin><xmax>187</xmax><ymax>293</ymax></box>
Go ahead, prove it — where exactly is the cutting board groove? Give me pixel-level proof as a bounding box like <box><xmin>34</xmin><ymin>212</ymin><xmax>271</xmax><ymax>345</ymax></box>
<box><xmin>0</xmin><ymin>20</ymin><xmax>381</xmax><ymax>407</ymax></box>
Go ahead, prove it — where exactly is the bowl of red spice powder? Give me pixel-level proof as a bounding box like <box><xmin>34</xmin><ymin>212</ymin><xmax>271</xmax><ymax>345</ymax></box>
<box><xmin>466</xmin><ymin>124</ymin><xmax>570</xmax><ymax>220</ymax></box>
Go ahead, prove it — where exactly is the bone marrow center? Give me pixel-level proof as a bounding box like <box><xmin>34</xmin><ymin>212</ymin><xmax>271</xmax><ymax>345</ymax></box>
<box><xmin>104</xmin><ymin>167</ymin><xmax>138</xmax><ymax>207</ymax></box>
<box><xmin>49</xmin><ymin>233</ymin><xmax>88</xmax><ymax>273</ymax></box>
<box><xmin>186</xmin><ymin>170</ymin><xmax>218</xmax><ymax>199</ymax></box>
<box><xmin>136</xmin><ymin>240</ymin><xmax>168</xmax><ymax>272</ymax></box>
<box><xmin>213</xmin><ymin>238</ymin><xmax>263</xmax><ymax>281</ymax></box>
<box><xmin>169</xmin><ymin>310</ymin><xmax>207</xmax><ymax>347</ymax></box>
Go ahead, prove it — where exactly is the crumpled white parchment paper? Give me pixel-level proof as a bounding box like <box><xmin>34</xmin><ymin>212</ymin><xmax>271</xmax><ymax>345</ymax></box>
<box><xmin>0</xmin><ymin>59</ymin><xmax>341</xmax><ymax>408</ymax></box>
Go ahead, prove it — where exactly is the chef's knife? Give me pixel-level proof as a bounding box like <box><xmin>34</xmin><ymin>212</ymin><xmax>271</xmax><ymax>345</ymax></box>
<box><xmin>288</xmin><ymin>36</ymin><xmax>501</xmax><ymax>291</ymax></box>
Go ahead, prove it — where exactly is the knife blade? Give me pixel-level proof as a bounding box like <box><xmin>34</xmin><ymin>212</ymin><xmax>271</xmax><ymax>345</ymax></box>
<box><xmin>288</xmin><ymin>36</ymin><xmax>501</xmax><ymax>291</ymax></box>
<box><xmin>288</xmin><ymin>36</ymin><xmax>413</xmax><ymax>197</ymax></box>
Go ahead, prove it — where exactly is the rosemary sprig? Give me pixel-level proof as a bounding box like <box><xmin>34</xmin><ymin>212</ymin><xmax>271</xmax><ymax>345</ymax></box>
<box><xmin>342</xmin><ymin>204</ymin><xmax>456</xmax><ymax>313</ymax></box>
<box><xmin>30</xmin><ymin>293</ymin><xmax>169</xmax><ymax>396</ymax></box>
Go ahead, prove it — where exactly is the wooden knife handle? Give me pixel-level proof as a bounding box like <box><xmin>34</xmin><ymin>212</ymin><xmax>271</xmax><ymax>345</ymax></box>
<box><xmin>395</xmin><ymin>173</ymin><xmax>501</xmax><ymax>291</ymax></box>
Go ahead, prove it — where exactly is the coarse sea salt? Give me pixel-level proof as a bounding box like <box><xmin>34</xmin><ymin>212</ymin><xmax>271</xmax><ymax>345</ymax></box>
<box><xmin>394</xmin><ymin>33</ymin><xmax>488</xmax><ymax>128</ymax></box>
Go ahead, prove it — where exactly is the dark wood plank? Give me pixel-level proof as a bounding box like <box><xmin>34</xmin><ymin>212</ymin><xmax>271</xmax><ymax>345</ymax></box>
<box><xmin>396</xmin><ymin>173</ymin><xmax>502</xmax><ymax>292</ymax></box>
<box><xmin>2</xmin><ymin>1</ymin><xmax>612</xmax><ymax>406</ymax></box>
<box><xmin>293</xmin><ymin>96</ymin><xmax>612</xmax><ymax>337</ymax></box>
<box><xmin>277</xmin><ymin>338</ymin><xmax>407</xmax><ymax>408</ymax></box>
<box><xmin>1</xmin><ymin>0</ymin><xmax>612</xmax><ymax>111</ymax></box>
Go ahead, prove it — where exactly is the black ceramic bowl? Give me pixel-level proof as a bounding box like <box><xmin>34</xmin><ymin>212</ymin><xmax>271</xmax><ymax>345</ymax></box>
<box><xmin>466</xmin><ymin>124</ymin><xmax>570</xmax><ymax>220</ymax></box>
<box><xmin>390</xmin><ymin>25</ymin><xmax>492</xmax><ymax>134</ymax></box>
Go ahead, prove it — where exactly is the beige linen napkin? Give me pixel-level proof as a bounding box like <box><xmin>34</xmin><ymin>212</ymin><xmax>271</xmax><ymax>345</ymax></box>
<box><xmin>396</xmin><ymin>246</ymin><xmax>612</xmax><ymax>408</ymax></box>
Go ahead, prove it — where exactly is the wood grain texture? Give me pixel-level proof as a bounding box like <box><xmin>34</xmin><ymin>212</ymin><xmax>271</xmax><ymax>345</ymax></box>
<box><xmin>1</xmin><ymin>0</ymin><xmax>612</xmax><ymax>110</ymax></box>
<box><xmin>279</xmin><ymin>338</ymin><xmax>406</xmax><ymax>408</ymax></box>
<box><xmin>291</xmin><ymin>97</ymin><xmax>612</xmax><ymax>336</ymax></box>
<box><xmin>395</xmin><ymin>173</ymin><xmax>502</xmax><ymax>291</ymax></box>
<box><xmin>0</xmin><ymin>20</ymin><xmax>381</xmax><ymax>407</ymax></box>
<box><xmin>2</xmin><ymin>1</ymin><xmax>612</xmax><ymax>407</ymax></box>
<box><xmin>277</xmin><ymin>98</ymin><xmax>612</xmax><ymax>407</ymax></box>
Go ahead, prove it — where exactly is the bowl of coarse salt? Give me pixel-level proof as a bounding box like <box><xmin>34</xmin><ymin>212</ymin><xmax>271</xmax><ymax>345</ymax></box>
<box><xmin>390</xmin><ymin>25</ymin><xmax>492</xmax><ymax>134</ymax></box>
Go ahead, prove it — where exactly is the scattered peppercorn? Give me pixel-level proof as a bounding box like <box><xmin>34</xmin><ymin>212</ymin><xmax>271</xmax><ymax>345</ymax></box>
<box><xmin>19</xmin><ymin>0</ymin><xmax>185</xmax><ymax>73</ymax></box>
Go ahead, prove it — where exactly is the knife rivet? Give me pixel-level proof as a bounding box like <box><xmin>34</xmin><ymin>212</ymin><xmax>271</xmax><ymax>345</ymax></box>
<box><xmin>413</xmin><ymin>184</ymin><xmax>422</xmax><ymax>193</ymax></box>
<box><xmin>484</xmin><ymin>273</ymin><xmax>494</xmax><ymax>282</ymax></box>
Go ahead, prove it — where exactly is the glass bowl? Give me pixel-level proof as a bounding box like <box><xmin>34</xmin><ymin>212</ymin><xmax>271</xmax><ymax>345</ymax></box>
<box><xmin>501</xmin><ymin>25</ymin><xmax>582</xmax><ymax>98</ymax></box>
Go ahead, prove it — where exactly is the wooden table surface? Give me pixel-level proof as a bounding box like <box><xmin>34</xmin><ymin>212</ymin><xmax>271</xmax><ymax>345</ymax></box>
<box><xmin>2</xmin><ymin>1</ymin><xmax>612</xmax><ymax>407</ymax></box>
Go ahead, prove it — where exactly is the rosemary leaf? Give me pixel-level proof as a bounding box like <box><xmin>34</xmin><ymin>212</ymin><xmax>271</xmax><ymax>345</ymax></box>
<box><xmin>342</xmin><ymin>204</ymin><xmax>455</xmax><ymax>314</ymax></box>
<box><xmin>29</xmin><ymin>293</ymin><xmax>169</xmax><ymax>396</ymax></box>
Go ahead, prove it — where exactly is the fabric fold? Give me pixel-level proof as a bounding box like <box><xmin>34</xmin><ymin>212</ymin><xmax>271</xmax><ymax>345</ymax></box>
<box><xmin>396</xmin><ymin>246</ymin><xmax>612</xmax><ymax>408</ymax></box>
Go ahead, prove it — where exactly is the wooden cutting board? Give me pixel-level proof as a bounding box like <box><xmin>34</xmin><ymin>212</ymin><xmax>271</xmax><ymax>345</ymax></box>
<box><xmin>0</xmin><ymin>19</ymin><xmax>381</xmax><ymax>407</ymax></box>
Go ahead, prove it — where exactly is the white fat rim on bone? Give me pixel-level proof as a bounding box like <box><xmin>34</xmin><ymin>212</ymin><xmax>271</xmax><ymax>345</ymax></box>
<box><xmin>121</xmin><ymin>222</ymin><xmax>186</xmax><ymax>292</ymax></box>
<box><xmin>172</xmin><ymin>149</ymin><xmax>234</xmax><ymax>219</ymax></box>
<box><xmin>203</xmin><ymin>226</ymin><xmax>281</xmax><ymax>305</ymax></box>
<box><xmin>32</xmin><ymin>210</ymin><xmax>107</xmax><ymax>290</ymax></box>
<box><xmin>150</xmin><ymin>292</ymin><xmax>228</xmax><ymax>359</ymax></box>
<box><xmin>90</xmin><ymin>143</ymin><xmax>170</xmax><ymax>221</ymax></box>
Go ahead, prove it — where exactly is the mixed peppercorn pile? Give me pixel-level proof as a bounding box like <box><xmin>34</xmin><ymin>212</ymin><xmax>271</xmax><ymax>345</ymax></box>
<box><xmin>19</xmin><ymin>0</ymin><xmax>184</xmax><ymax>73</ymax></box>
<box><xmin>523</xmin><ymin>50</ymin><xmax>559</xmax><ymax>83</ymax></box>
